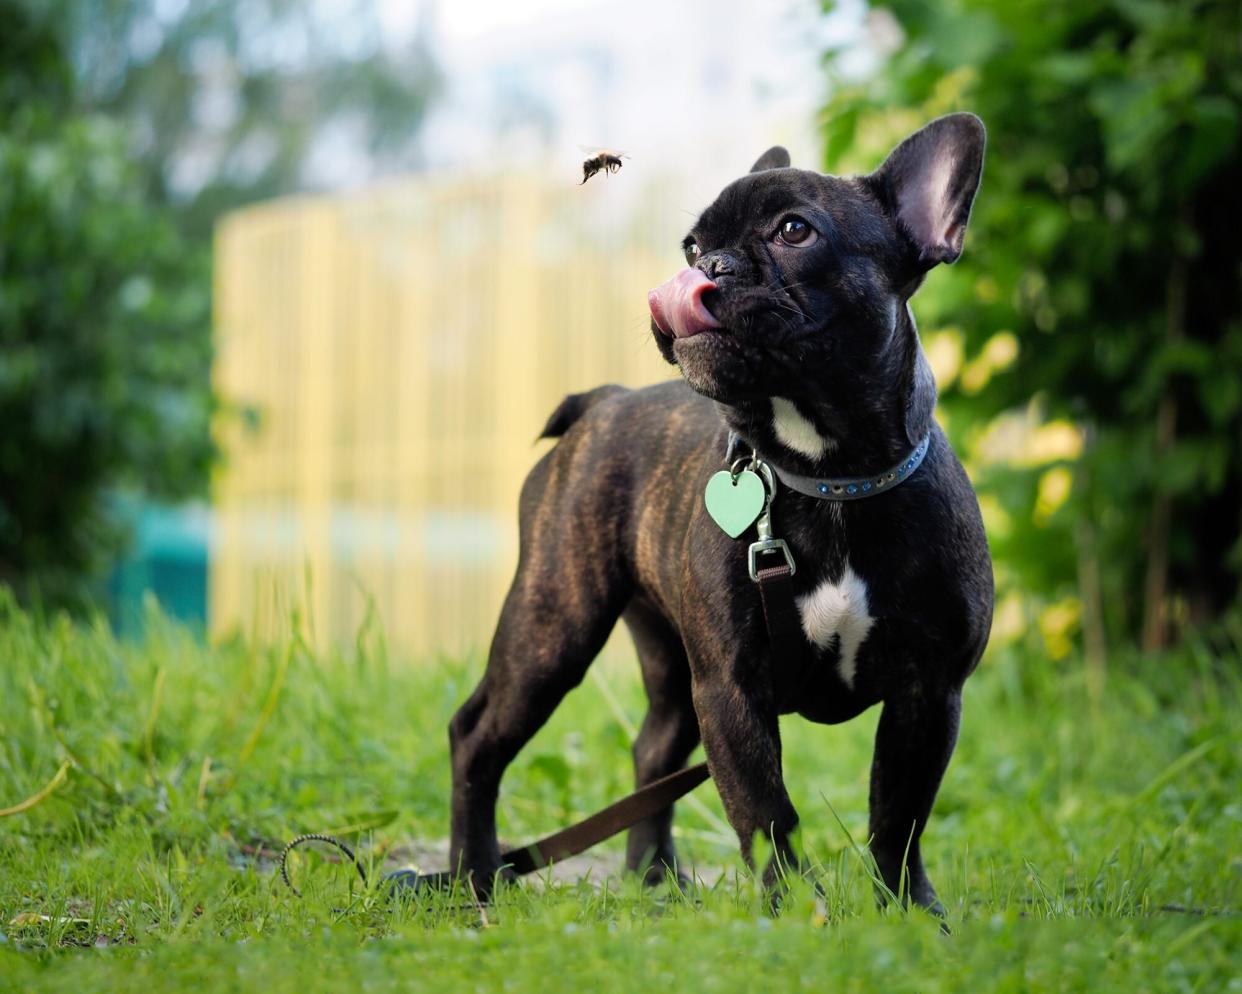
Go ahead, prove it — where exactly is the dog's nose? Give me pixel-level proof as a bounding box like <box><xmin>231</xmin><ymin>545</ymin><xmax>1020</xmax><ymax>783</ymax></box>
<box><xmin>698</xmin><ymin>253</ymin><xmax>737</xmax><ymax>281</ymax></box>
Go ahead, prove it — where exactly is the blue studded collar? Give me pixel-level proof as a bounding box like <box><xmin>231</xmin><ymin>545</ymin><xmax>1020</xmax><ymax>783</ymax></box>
<box><xmin>725</xmin><ymin>432</ymin><xmax>931</xmax><ymax>501</ymax></box>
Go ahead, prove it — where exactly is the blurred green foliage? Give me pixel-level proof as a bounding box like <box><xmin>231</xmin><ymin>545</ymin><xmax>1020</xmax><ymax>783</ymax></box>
<box><xmin>0</xmin><ymin>1</ymin><xmax>213</xmax><ymax>606</ymax></box>
<box><xmin>51</xmin><ymin>0</ymin><xmax>439</xmax><ymax>240</ymax></box>
<box><xmin>822</xmin><ymin>0</ymin><xmax>1242</xmax><ymax>652</ymax></box>
<box><xmin>0</xmin><ymin>0</ymin><xmax>439</xmax><ymax>608</ymax></box>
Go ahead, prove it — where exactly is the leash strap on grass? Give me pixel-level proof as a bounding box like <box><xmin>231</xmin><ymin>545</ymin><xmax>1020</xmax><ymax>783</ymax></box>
<box><xmin>282</xmin><ymin>762</ymin><xmax>712</xmax><ymax>896</ymax></box>
<box><xmin>502</xmin><ymin>761</ymin><xmax>711</xmax><ymax>875</ymax></box>
<box><xmin>280</xmin><ymin>833</ymin><xmax>369</xmax><ymax>897</ymax></box>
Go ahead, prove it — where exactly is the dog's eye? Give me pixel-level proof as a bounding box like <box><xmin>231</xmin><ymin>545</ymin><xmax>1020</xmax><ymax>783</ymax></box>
<box><xmin>684</xmin><ymin>241</ymin><xmax>701</xmax><ymax>266</ymax></box>
<box><xmin>777</xmin><ymin>217</ymin><xmax>817</xmax><ymax>247</ymax></box>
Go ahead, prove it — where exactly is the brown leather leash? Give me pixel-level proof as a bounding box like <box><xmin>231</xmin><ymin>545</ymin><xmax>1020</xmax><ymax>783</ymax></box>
<box><xmin>402</xmin><ymin>761</ymin><xmax>712</xmax><ymax>890</ymax></box>
<box><xmin>281</xmin><ymin>563</ymin><xmax>807</xmax><ymax>899</ymax></box>
<box><xmin>279</xmin><ymin>452</ymin><xmax>813</xmax><ymax>899</ymax></box>
<box><xmin>500</xmin><ymin>761</ymin><xmax>711</xmax><ymax>875</ymax></box>
<box><xmin>755</xmin><ymin>559</ymin><xmax>815</xmax><ymax>711</ymax></box>
<box><xmin>279</xmin><ymin>761</ymin><xmax>712</xmax><ymax>896</ymax></box>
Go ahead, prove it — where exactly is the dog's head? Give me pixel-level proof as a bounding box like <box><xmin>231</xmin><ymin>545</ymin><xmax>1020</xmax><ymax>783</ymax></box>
<box><xmin>649</xmin><ymin>114</ymin><xmax>985</xmax><ymax>454</ymax></box>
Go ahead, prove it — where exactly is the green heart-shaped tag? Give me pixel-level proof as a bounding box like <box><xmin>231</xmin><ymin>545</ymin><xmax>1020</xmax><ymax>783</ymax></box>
<box><xmin>704</xmin><ymin>469</ymin><xmax>766</xmax><ymax>538</ymax></box>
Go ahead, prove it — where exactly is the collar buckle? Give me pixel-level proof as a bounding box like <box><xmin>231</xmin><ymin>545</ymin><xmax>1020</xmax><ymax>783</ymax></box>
<box><xmin>746</xmin><ymin>458</ymin><xmax>797</xmax><ymax>581</ymax></box>
<box><xmin>748</xmin><ymin>537</ymin><xmax>796</xmax><ymax>581</ymax></box>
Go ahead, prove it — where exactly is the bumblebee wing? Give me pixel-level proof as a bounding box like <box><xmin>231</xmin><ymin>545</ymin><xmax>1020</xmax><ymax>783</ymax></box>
<box><xmin>577</xmin><ymin>145</ymin><xmax>629</xmax><ymax>157</ymax></box>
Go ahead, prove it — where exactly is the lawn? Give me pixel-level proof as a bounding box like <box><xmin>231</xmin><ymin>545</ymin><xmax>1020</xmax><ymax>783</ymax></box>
<box><xmin>1</xmin><ymin>591</ymin><xmax>1238</xmax><ymax>992</ymax></box>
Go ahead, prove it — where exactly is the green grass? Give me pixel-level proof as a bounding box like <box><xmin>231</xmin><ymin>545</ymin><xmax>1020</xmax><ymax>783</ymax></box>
<box><xmin>1</xmin><ymin>590</ymin><xmax>1239</xmax><ymax>992</ymax></box>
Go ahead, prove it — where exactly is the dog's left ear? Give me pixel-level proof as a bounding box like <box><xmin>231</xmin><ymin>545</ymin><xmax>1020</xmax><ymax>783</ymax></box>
<box><xmin>750</xmin><ymin>146</ymin><xmax>791</xmax><ymax>172</ymax></box>
<box><xmin>868</xmin><ymin>113</ymin><xmax>985</xmax><ymax>269</ymax></box>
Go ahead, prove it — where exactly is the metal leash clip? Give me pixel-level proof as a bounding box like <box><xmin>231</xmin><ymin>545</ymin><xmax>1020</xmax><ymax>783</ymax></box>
<box><xmin>747</xmin><ymin>458</ymin><xmax>796</xmax><ymax>581</ymax></box>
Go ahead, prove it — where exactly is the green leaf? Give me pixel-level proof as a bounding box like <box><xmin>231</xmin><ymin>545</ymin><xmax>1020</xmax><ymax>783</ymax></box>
<box><xmin>324</xmin><ymin>810</ymin><xmax>400</xmax><ymax>838</ymax></box>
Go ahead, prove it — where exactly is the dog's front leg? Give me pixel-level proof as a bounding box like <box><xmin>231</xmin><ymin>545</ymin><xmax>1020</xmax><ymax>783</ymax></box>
<box><xmin>689</xmin><ymin>654</ymin><xmax>799</xmax><ymax>889</ymax></box>
<box><xmin>867</xmin><ymin>683</ymin><xmax>962</xmax><ymax>917</ymax></box>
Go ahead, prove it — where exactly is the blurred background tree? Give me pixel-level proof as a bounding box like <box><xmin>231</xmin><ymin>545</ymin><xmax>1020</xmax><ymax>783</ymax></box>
<box><xmin>821</xmin><ymin>0</ymin><xmax>1242</xmax><ymax>656</ymax></box>
<box><xmin>0</xmin><ymin>0</ymin><xmax>439</xmax><ymax>609</ymax></box>
<box><xmin>52</xmin><ymin>0</ymin><xmax>439</xmax><ymax>239</ymax></box>
<box><xmin>0</xmin><ymin>0</ymin><xmax>212</xmax><ymax>607</ymax></box>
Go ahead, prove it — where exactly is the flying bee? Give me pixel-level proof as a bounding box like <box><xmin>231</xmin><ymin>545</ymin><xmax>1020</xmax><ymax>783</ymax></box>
<box><xmin>579</xmin><ymin>147</ymin><xmax>628</xmax><ymax>185</ymax></box>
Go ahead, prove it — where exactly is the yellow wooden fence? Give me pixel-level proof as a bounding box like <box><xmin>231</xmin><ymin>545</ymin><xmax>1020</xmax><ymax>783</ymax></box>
<box><xmin>210</xmin><ymin>171</ymin><xmax>689</xmax><ymax>659</ymax></box>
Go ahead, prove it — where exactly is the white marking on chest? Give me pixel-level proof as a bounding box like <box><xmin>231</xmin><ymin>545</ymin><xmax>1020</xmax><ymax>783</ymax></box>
<box><xmin>796</xmin><ymin>563</ymin><xmax>875</xmax><ymax>689</ymax></box>
<box><xmin>771</xmin><ymin>397</ymin><xmax>835</xmax><ymax>459</ymax></box>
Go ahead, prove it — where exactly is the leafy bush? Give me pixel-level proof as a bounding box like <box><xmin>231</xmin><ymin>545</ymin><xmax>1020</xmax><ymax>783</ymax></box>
<box><xmin>821</xmin><ymin>0</ymin><xmax>1242</xmax><ymax>651</ymax></box>
<box><xmin>0</xmin><ymin>2</ymin><xmax>213</xmax><ymax>606</ymax></box>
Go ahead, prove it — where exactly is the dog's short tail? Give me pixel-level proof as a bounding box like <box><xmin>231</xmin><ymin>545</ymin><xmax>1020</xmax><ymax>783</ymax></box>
<box><xmin>538</xmin><ymin>385</ymin><xmax>626</xmax><ymax>440</ymax></box>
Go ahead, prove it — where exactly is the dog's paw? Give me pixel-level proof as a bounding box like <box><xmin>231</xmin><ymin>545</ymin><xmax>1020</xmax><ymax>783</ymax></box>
<box><xmin>384</xmin><ymin>865</ymin><xmax>511</xmax><ymax>902</ymax></box>
<box><xmin>635</xmin><ymin>862</ymin><xmax>694</xmax><ymax>892</ymax></box>
<box><xmin>383</xmin><ymin>867</ymin><xmax>451</xmax><ymax>897</ymax></box>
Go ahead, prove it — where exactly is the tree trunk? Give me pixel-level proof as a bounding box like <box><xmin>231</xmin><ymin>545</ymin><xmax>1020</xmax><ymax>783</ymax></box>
<box><xmin>1074</xmin><ymin>424</ymin><xmax>1107</xmax><ymax>688</ymax></box>
<box><xmin>1141</xmin><ymin>251</ymin><xmax>1188</xmax><ymax>651</ymax></box>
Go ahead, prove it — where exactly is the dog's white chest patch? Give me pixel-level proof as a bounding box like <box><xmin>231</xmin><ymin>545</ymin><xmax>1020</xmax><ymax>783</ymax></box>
<box><xmin>796</xmin><ymin>563</ymin><xmax>875</xmax><ymax>688</ymax></box>
<box><xmin>771</xmin><ymin>397</ymin><xmax>835</xmax><ymax>459</ymax></box>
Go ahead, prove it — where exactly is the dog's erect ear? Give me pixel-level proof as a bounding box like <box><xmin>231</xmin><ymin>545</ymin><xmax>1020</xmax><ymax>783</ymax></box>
<box><xmin>869</xmin><ymin>113</ymin><xmax>985</xmax><ymax>268</ymax></box>
<box><xmin>750</xmin><ymin>146</ymin><xmax>791</xmax><ymax>172</ymax></box>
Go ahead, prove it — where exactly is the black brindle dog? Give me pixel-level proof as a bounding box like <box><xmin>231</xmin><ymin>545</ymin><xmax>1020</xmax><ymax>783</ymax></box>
<box><xmin>446</xmin><ymin>114</ymin><xmax>993</xmax><ymax>915</ymax></box>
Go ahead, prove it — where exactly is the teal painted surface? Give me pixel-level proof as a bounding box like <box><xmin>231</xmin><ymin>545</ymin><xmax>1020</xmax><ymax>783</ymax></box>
<box><xmin>108</xmin><ymin>501</ymin><xmax>211</xmax><ymax>638</ymax></box>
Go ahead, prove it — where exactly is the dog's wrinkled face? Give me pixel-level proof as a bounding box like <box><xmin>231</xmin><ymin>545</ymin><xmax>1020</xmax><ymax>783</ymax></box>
<box><xmin>650</xmin><ymin>168</ymin><xmax>902</xmax><ymax>402</ymax></box>
<box><xmin>649</xmin><ymin>115</ymin><xmax>986</xmax><ymax>408</ymax></box>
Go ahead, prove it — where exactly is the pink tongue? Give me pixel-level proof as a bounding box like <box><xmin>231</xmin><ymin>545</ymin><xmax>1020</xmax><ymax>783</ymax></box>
<box><xmin>648</xmin><ymin>267</ymin><xmax>723</xmax><ymax>339</ymax></box>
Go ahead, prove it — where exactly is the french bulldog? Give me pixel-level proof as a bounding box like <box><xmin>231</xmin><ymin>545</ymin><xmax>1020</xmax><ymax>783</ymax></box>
<box><xmin>445</xmin><ymin>113</ymin><xmax>993</xmax><ymax>915</ymax></box>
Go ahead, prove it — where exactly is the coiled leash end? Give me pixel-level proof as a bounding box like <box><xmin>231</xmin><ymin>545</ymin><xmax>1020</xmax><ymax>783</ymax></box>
<box><xmin>279</xmin><ymin>833</ymin><xmax>369</xmax><ymax>897</ymax></box>
<box><xmin>279</xmin><ymin>762</ymin><xmax>711</xmax><ymax>901</ymax></box>
<box><xmin>279</xmin><ymin>833</ymin><xmax>448</xmax><ymax>900</ymax></box>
